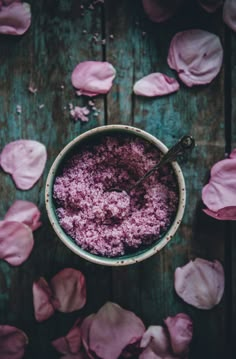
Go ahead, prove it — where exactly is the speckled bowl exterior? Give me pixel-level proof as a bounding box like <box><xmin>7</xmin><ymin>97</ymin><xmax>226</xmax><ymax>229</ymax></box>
<box><xmin>45</xmin><ymin>125</ymin><xmax>186</xmax><ymax>266</ymax></box>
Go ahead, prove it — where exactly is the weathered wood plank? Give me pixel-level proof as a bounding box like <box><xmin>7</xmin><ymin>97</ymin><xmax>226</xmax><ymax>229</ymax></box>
<box><xmin>0</xmin><ymin>1</ymin><xmax>111</xmax><ymax>358</ymax></box>
<box><xmin>105</xmin><ymin>1</ymin><xmax>226</xmax><ymax>358</ymax></box>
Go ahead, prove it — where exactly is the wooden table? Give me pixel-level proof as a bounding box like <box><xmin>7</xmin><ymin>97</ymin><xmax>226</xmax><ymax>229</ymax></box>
<box><xmin>0</xmin><ymin>1</ymin><xmax>235</xmax><ymax>358</ymax></box>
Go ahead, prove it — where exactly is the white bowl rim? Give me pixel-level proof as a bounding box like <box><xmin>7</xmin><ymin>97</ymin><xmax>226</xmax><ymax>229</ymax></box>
<box><xmin>45</xmin><ymin>124</ymin><xmax>186</xmax><ymax>266</ymax></box>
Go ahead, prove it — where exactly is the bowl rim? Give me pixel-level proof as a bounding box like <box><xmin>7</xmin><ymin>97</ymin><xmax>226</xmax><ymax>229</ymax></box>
<box><xmin>45</xmin><ymin>124</ymin><xmax>186</xmax><ymax>266</ymax></box>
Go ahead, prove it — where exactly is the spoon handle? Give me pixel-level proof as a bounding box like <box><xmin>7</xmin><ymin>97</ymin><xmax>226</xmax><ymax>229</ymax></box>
<box><xmin>128</xmin><ymin>135</ymin><xmax>195</xmax><ymax>192</ymax></box>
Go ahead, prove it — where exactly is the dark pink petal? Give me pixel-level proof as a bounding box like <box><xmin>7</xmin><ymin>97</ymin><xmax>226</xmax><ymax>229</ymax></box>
<box><xmin>4</xmin><ymin>200</ymin><xmax>41</xmax><ymax>231</ymax></box>
<box><xmin>203</xmin><ymin>206</ymin><xmax>236</xmax><ymax>220</ymax></box>
<box><xmin>50</xmin><ymin>268</ymin><xmax>86</xmax><ymax>313</ymax></box>
<box><xmin>167</xmin><ymin>29</ymin><xmax>223</xmax><ymax>87</ymax></box>
<box><xmin>0</xmin><ymin>140</ymin><xmax>47</xmax><ymax>190</ymax></box>
<box><xmin>198</xmin><ymin>0</ymin><xmax>223</xmax><ymax>13</ymax></box>
<box><xmin>133</xmin><ymin>73</ymin><xmax>179</xmax><ymax>97</ymax></box>
<box><xmin>202</xmin><ymin>152</ymin><xmax>236</xmax><ymax>212</ymax></box>
<box><xmin>71</xmin><ymin>61</ymin><xmax>116</xmax><ymax>97</ymax></box>
<box><xmin>52</xmin><ymin>320</ymin><xmax>81</xmax><ymax>354</ymax></box>
<box><xmin>32</xmin><ymin>277</ymin><xmax>55</xmax><ymax>322</ymax></box>
<box><xmin>0</xmin><ymin>220</ymin><xmax>33</xmax><ymax>266</ymax></box>
<box><xmin>223</xmin><ymin>0</ymin><xmax>236</xmax><ymax>32</ymax></box>
<box><xmin>0</xmin><ymin>2</ymin><xmax>31</xmax><ymax>35</ymax></box>
<box><xmin>174</xmin><ymin>258</ymin><xmax>225</xmax><ymax>309</ymax></box>
<box><xmin>0</xmin><ymin>325</ymin><xmax>28</xmax><ymax>359</ymax></box>
<box><xmin>89</xmin><ymin>302</ymin><xmax>145</xmax><ymax>359</ymax></box>
<box><xmin>142</xmin><ymin>0</ymin><xmax>184</xmax><ymax>23</ymax></box>
<box><xmin>139</xmin><ymin>326</ymin><xmax>176</xmax><ymax>359</ymax></box>
<box><xmin>164</xmin><ymin>313</ymin><xmax>193</xmax><ymax>356</ymax></box>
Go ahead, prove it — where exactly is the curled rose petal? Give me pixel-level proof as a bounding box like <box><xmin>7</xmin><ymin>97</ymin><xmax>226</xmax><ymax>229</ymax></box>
<box><xmin>80</xmin><ymin>314</ymin><xmax>95</xmax><ymax>358</ymax></box>
<box><xmin>0</xmin><ymin>140</ymin><xmax>47</xmax><ymax>190</ymax></box>
<box><xmin>133</xmin><ymin>73</ymin><xmax>179</xmax><ymax>97</ymax></box>
<box><xmin>167</xmin><ymin>29</ymin><xmax>223</xmax><ymax>87</ymax></box>
<box><xmin>142</xmin><ymin>0</ymin><xmax>184</xmax><ymax>23</ymax></box>
<box><xmin>4</xmin><ymin>200</ymin><xmax>42</xmax><ymax>231</ymax></box>
<box><xmin>139</xmin><ymin>326</ymin><xmax>174</xmax><ymax>359</ymax></box>
<box><xmin>202</xmin><ymin>150</ymin><xmax>236</xmax><ymax>215</ymax></box>
<box><xmin>52</xmin><ymin>320</ymin><xmax>81</xmax><ymax>355</ymax></box>
<box><xmin>0</xmin><ymin>325</ymin><xmax>28</xmax><ymax>359</ymax></box>
<box><xmin>71</xmin><ymin>61</ymin><xmax>116</xmax><ymax>97</ymax></box>
<box><xmin>203</xmin><ymin>206</ymin><xmax>236</xmax><ymax>220</ymax></box>
<box><xmin>223</xmin><ymin>0</ymin><xmax>236</xmax><ymax>32</ymax></box>
<box><xmin>50</xmin><ymin>268</ymin><xmax>86</xmax><ymax>312</ymax></box>
<box><xmin>89</xmin><ymin>302</ymin><xmax>145</xmax><ymax>359</ymax></box>
<box><xmin>198</xmin><ymin>0</ymin><xmax>223</xmax><ymax>13</ymax></box>
<box><xmin>0</xmin><ymin>220</ymin><xmax>33</xmax><ymax>266</ymax></box>
<box><xmin>174</xmin><ymin>258</ymin><xmax>225</xmax><ymax>309</ymax></box>
<box><xmin>32</xmin><ymin>277</ymin><xmax>55</xmax><ymax>322</ymax></box>
<box><xmin>164</xmin><ymin>313</ymin><xmax>193</xmax><ymax>356</ymax></box>
<box><xmin>0</xmin><ymin>2</ymin><xmax>31</xmax><ymax>35</ymax></box>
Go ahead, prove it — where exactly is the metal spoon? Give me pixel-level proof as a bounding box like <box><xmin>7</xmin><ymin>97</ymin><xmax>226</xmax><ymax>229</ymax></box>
<box><xmin>108</xmin><ymin>135</ymin><xmax>195</xmax><ymax>194</ymax></box>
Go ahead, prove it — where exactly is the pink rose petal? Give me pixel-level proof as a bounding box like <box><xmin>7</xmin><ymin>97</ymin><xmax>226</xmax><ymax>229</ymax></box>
<box><xmin>89</xmin><ymin>302</ymin><xmax>145</xmax><ymax>359</ymax></box>
<box><xmin>202</xmin><ymin>151</ymin><xmax>236</xmax><ymax>214</ymax></box>
<box><xmin>142</xmin><ymin>0</ymin><xmax>184</xmax><ymax>23</ymax></box>
<box><xmin>0</xmin><ymin>325</ymin><xmax>28</xmax><ymax>359</ymax></box>
<box><xmin>4</xmin><ymin>200</ymin><xmax>41</xmax><ymax>231</ymax></box>
<box><xmin>167</xmin><ymin>29</ymin><xmax>223</xmax><ymax>87</ymax></box>
<box><xmin>223</xmin><ymin>0</ymin><xmax>236</xmax><ymax>32</ymax></box>
<box><xmin>164</xmin><ymin>313</ymin><xmax>193</xmax><ymax>356</ymax></box>
<box><xmin>52</xmin><ymin>320</ymin><xmax>81</xmax><ymax>355</ymax></box>
<box><xmin>198</xmin><ymin>0</ymin><xmax>223</xmax><ymax>13</ymax></box>
<box><xmin>71</xmin><ymin>61</ymin><xmax>116</xmax><ymax>97</ymax></box>
<box><xmin>0</xmin><ymin>2</ymin><xmax>31</xmax><ymax>35</ymax></box>
<box><xmin>0</xmin><ymin>220</ymin><xmax>33</xmax><ymax>266</ymax></box>
<box><xmin>32</xmin><ymin>277</ymin><xmax>55</xmax><ymax>322</ymax></box>
<box><xmin>133</xmin><ymin>73</ymin><xmax>179</xmax><ymax>97</ymax></box>
<box><xmin>139</xmin><ymin>326</ymin><xmax>174</xmax><ymax>359</ymax></box>
<box><xmin>203</xmin><ymin>206</ymin><xmax>236</xmax><ymax>220</ymax></box>
<box><xmin>80</xmin><ymin>314</ymin><xmax>95</xmax><ymax>358</ymax></box>
<box><xmin>174</xmin><ymin>258</ymin><xmax>225</xmax><ymax>309</ymax></box>
<box><xmin>0</xmin><ymin>140</ymin><xmax>47</xmax><ymax>190</ymax></box>
<box><xmin>50</xmin><ymin>268</ymin><xmax>86</xmax><ymax>313</ymax></box>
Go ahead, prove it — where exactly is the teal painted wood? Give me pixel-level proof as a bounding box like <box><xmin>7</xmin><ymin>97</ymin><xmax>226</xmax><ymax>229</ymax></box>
<box><xmin>105</xmin><ymin>1</ymin><xmax>226</xmax><ymax>358</ymax></box>
<box><xmin>0</xmin><ymin>0</ymin><xmax>233</xmax><ymax>358</ymax></box>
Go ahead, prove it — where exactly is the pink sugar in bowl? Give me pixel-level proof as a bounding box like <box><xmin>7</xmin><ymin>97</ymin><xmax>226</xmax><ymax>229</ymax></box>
<box><xmin>45</xmin><ymin>125</ymin><xmax>187</xmax><ymax>266</ymax></box>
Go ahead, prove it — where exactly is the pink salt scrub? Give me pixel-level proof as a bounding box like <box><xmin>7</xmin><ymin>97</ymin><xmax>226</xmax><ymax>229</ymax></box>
<box><xmin>53</xmin><ymin>135</ymin><xmax>178</xmax><ymax>257</ymax></box>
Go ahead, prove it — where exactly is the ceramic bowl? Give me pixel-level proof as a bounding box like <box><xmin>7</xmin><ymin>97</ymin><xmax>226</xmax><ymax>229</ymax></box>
<box><xmin>45</xmin><ymin>125</ymin><xmax>186</xmax><ymax>266</ymax></box>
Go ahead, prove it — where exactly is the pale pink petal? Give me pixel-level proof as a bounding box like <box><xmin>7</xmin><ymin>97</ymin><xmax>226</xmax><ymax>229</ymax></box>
<box><xmin>167</xmin><ymin>29</ymin><xmax>223</xmax><ymax>87</ymax></box>
<box><xmin>4</xmin><ymin>200</ymin><xmax>41</xmax><ymax>231</ymax></box>
<box><xmin>0</xmin><ymin>220</ymin><xmax>33</xmax><ymax>266</ymax></box>
<box><xmin>0</xmin><ymin>325</ymin><xmax>28</xmax><ymax>359</ymax></box>
<box><xmin>0</xmin><ymin>140</ymin><xmax>47</xmax><ymax>190</ymax></box>
<box><xmin>142</xmin><ymin>0</ymin><xmax>184</xmax><ymax>23</ymax></box>
<box><xmin>202</xmin><ymin>152</ymin><xmax>236</xmax><ymax>212</ymax></box>
<box><xmin>174</xmin><ymin>258</ymin><xmax>225</xmax><ymax>309</ymax></box>
<box><xmin>0</xmin><ymin>2</ymin><xmax>31</xmax><ymax>35</ymax></box>
<box><xmin>50</xmin><ymin>268</ymin><xmax>86</xmax><ymax>313</ymax></box>
<box><xmin>89</xmin><ymin>302</ymin><xmax>145</xmax><ymax>359</ymax></box>
<box><xmin>52</xmin><ymin>321</ymin><xmax>81</xmax><ymax>354</ymax></box>
<box><xmin>203</xmin><ymin>206</ymin><xmax>236</xmax><ymax>220</ymax></box>
<box><xmin>3</xmin><ymin>1</ymin><xmax>21</xmax><ymax>5</ymax></box>
<box><xmin>198</xmin><ymin>0</ymin><xmax>223</xmax><ymax>13</ymax></box>
<box><xmin>80</xmin><ymin>314</ymin><xmax>95</xmax><ymax>358</ymax></box>
<box><xmin>32</xmin><ymin>277</ymin><xmax>55</xmax><ymax>322</ymax></box>
<box><xmin>223</xmin><ymin>0</ymin><xmax>236</xmax><ymax>32</ymax></box>
<box><xmin>139</xmin><ymin>326</ymin><xmax>176</xmax><ymax>359</ymax></box>
<box><xmin>71</xmin><ymin>61</ymin><xmax>116</xmax><ymax>97</ymax></box>
<box><xmin>133</xmin><ymin>73</ymin><xmax>179</xmax><ymax>97</ymax></box>
<box><xmin>164</xmin><ymin>313</ymin><xmax>193</xmax><ymax>356</ymax></box>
